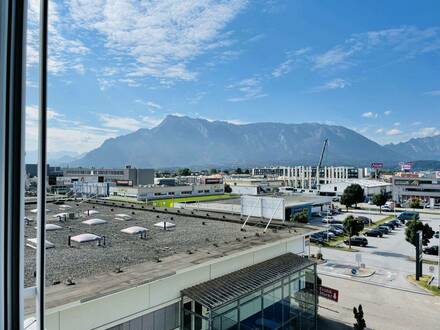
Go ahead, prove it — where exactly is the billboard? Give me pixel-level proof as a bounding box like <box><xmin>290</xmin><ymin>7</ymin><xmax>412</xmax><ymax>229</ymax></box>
<box><xmin>436</xmin><ymin>171</ymin><xmax>440</xmax><ymax>179</ymax></box>
<box><xmin>399</xmin><ymin>162</ymin><xmax>413</xmax><ymax>171</ymax></box>
<box><xmin>371</xmin><ymin>162</ymin><xmax>383</xmax><ymax>169</ymax></box>
<box><xmin>241</xmin><ymin>196</ymin><xmax>285</xmax><ymax>221</ymax></box>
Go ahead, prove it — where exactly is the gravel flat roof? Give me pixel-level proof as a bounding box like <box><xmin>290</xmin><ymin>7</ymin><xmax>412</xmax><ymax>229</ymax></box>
<box><xmin>24</xmin><ymin>201</ymin><xmax>305</xmax><ymax>287</ymax></box>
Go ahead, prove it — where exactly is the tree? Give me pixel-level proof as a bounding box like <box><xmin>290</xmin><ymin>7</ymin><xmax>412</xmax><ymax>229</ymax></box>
<box><xmin>340</xmin><ymin>184</ymin><xmax>365</xmax><ymax>210</ymax></box>
<box><xmin>244</xmin><ymin>169</ymin><xmax>250</xmax><ymax>174</ymax></box>
<box><xmin>405</xmin><ymin>220</ymin><xmax>434</xmax><ymax>247</ymax></box>
<box><xmin>177</xmin><ymin>168</ymin><xmax>191</xmax><ymax>176</ymax></box>
<box><xmin>235</xmin><ymin>167</ymin><xmax>243</xmax><ymax>174</ymax></box>
<box><xmin>210</xmin><ymin>168</ymin><xmax>218</xmax><ymax>175</ymax></box>
<box><xmin>372</xmin><ymin>193</ymin><xmax>387</xmax><ymax>213</ymax></box>
<box><xmin>224</xmin><ymin>183</ymin><xmax>232</xmax><ymax>193</ymax></box>
<box><xmin>410</xmin><ymin>199</ymin><xmax>421</xmax><ymax>209</ymax></box>
<box><xmin>343</xmin><ymin>216</ymin><xmax>364</xmax><ymax>249</ymax></box>
<box><xmin>353</xmin><ymin>304</ymin><xmax>366</xmax><ymax>330</ymax></box>
<box><xmin>291</xmin><ymin>209</ymin><xmax>309</xmax><ymax>223</ymax></box>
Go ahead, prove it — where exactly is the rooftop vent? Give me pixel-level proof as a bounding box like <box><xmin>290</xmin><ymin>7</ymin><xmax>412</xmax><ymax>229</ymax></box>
<box><xmin>154</xmin><ymin>221</ymin><xmax>175</xmax><ymax>230</ymax></box>
<box><xmin>82</xmin><ymin>218</ymin><xmax>107</xmax><ymax>226</ymax></box>
<box><xmin>70</xmin><ymin>233</ymin><xmax>101</xmax><ymax>243</ymax></box>
<box><xmin>84</xmin><ymin>210</ymin><xmax>99</xmax><ymax>216</ymax></box>
<box><xmin>27</xmin><ymin>238</ymin><xmax>55</xmax><ymax>249</ymax></box>
<box><xmin>34</xmin><ymin>224</ymin><xmax>62</xmax><ymax>231</ymax></box>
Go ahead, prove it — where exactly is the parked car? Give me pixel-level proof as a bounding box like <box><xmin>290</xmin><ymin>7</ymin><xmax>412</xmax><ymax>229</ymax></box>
<box><xmin>389</xmin><ymin>219</ymin><xmax>402</xmax><ymax>227</ymax></box>
<box><xmin>364</xmin><ymin>229</ymin><xmax>383</xmax><ymax>237</ymax></box>
<box><xmin>327</xmin><ymin>227</ymin><xmax>342</xmax><ymax>236</ymax></box>
<box><xmin>423</xmin><ymin>246</ymin><xmax>439</xmax><ymax>256</ymax></box>
<box><xmin>398</xmin><ymin>211</ymin><xmax>420</xmax><ymax>222</ymax></box>
<box><xmin>382</xmin><ymin>205</ymin><xmax>393</xmax><ymax>212</ymax></box>
<box><xmin>356</xmin><ymin>216</ymin><xmax>372</xmax><ymax>225</ymax></box>
<box><xmin>383</xmin><ymin>222</ymin><xmax>396</xmax><ymax>230</ymax></box>
<box><xmin>322</xmin><ymin>216</ymin><xmax>334</xmax><ymax>223</ymax></box>
<box><xmin>310</xmin><ymin>233</ymin><xmax>325</xmax><ymax>244</ymax></box>
<box><xmin>329</xmin><ymin>226</ymin><xmax>344</xmax><ymax>235</ymax></box>
<box><xmin>377</xmin><ymin>226</ymin><xmax>390</xmax><ymax>234</ymax></box>
<box><xmin>344</xmin><ymin>236</ymin><xmax>368</xmax><ymax>247</ymax></box>
<box><xmin>320</xmin><ymin>231</ymin><xmax>335</xmax><ymax>240</ymax></box>
<box><xmin>434</xmin><ymin>231</ymin><xmax>439</xmax><ymax>239</ymax></box>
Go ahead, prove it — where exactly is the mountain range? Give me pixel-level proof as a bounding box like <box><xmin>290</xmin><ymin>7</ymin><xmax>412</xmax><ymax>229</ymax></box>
<box><xmin>71</xmin><ymin>115</ymin><xmax>440</xmax><ymax>169</ymax></box>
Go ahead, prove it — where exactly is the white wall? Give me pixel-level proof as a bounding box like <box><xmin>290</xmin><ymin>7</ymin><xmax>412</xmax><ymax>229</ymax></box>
<box><xmin>241</xmin><ymin>196</ymin><xmax>285</xmax><ymax>221</ymax></box>
<box><xmin>43</xmin><ymin>235</ymin><xmax>305</xmax><ymax>330</ymax></box>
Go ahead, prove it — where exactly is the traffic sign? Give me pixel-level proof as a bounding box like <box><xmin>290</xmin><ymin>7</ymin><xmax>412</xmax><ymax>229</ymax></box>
<box><xmin>319</xmin><ymin>286</ymin><xmax>339</xmax><ymax>302</ymax></box>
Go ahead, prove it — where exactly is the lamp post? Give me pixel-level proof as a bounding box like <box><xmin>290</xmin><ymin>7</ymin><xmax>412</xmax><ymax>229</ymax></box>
<box><xmin>438</xmin><ymin>224</ymin><xmax>440</xmax><ymax>288</ymax></box>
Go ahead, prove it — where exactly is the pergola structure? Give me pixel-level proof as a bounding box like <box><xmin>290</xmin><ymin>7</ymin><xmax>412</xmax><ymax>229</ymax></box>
<box><xmin>181</xmin><ymin>253</ymin><xmax>317</xmax><ymax>330</ymax></box>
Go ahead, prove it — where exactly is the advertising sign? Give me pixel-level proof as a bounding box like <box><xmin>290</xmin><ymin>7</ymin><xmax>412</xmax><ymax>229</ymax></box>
<box><xmin>400</xmin><ymin>162</ymin><xmax>413</xmax><ymax>171</ymax></box>
<box><xmin>371</xmin><ymin>162</ymin><xmax>384</xmax><ymax>169</ymax></box>
<box><xmin>319</xmin><ymin>286</ymin><xmax>339</xmax><ymax>302</ymax></box>
<box><xmin>436</xmin><ymin>171</ymin><xmax>440</xmax><ymax>179</ymax></box>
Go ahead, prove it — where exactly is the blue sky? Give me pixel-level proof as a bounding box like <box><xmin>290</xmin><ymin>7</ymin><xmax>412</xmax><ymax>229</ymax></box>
<box><xmin>25</xmin><ymin>0</ymin><xmax>440</xmax><ymax>155</ymax></box>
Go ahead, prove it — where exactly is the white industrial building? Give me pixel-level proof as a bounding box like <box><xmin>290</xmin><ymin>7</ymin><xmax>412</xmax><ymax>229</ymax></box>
<box><xmin>252</xmin><ymin>166</ymin><xmax>365</xmax><ymax>190</ymax></box>
<box><xmin>392</xmin><ymin>172</ymin><xmax>440</xmax><ymax>206</ymax></box>
<box><xmin>224</xmin><ymin>176</ymin><xmax>284</xmax><ymax>195</ymax></box>
<box><xmin>109</xmin><ymin>183</ymin><xmax>225</xmax><ymax>201</ymax></box>
<box><xmin>319</xmin><ymin>179</ymin><xmax>392</xmax><ymax>199</ymax></box>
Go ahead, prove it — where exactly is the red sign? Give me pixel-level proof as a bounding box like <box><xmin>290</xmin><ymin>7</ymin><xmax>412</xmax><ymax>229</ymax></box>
<box><xmin>319</xmin><ymin>286</ymin><xmax>339</xmax><ymax>302</ymax></box>
<box><xmin>371</xmin><ymin>162</ymin><xmax>383</xmax><ymax>169</ymax></box>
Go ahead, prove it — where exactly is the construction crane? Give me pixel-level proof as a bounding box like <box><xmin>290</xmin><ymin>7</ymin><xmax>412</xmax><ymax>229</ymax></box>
<box><xmin>314</xmin><ymin>138</ymin><xmax>328</xmax><ymax>190</ymax></box>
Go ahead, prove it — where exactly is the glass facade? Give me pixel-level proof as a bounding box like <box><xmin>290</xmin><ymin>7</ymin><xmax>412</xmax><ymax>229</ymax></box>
<box><xmin>182</xmin><ymin>264</ymin><xmax>317</xmax><ymax>330</ymax></box>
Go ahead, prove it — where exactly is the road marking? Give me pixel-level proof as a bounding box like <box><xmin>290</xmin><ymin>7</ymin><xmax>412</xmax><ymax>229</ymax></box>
<box><xmin>319</xmin><ymin>271</ymin><xmax>432</xmax><ymax>296</ymax></box>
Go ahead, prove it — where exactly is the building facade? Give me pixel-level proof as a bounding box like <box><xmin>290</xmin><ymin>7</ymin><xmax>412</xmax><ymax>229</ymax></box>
<box><xmin>392</xmin><ymin>172</ymin><xmax>440</xmax><ymax>206</ymax></box>
<box><xmin>62</xmin><ymin>166</ymin><xmax>154</xmax><ymax>186</ymax></box>
<box><xmin>110</xmin><ymin>183</ymin><xmax>225</xmax><ymax>201</ymax></box>
<box><xmin>252</xmin><ymin>166</ymin><xmax>364</xmax><ymax>190</ymax></box>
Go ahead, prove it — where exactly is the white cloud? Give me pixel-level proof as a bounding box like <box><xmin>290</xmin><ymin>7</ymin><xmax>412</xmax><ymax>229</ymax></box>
<box><xmin>312</xmin><ymin>78</ymin><xmax>350</xmax><ymax>92</ymax></box>
<box><xmin>27</xmin><ymin>0</ymin><xmax>89</xmax><ymax>74</ymax></box>
<box><xmin>416</xmin><ymin>127</ymin><xmax>440</xmax><ymax>138</ymax></box>
<box><xmin>386</xmin><ymin>128</ymin><xmax>402</xmax><ymax>136</ymax></box>
<box><xmin>67</xmin><ymin>0</ymin><xmax>247</xmax><ymax>83</ymax></box>
<box><xmin>98</xmin><ymin>114</ymin><xmax>142</xmax><ymax>131</ymax></box>
<box><xmin>313</xmin><ymin>26</ymin><xmax>440</xmax><ymax>70</ymax></box>
<box><xmin>375</xmin><ymin>128</ymin><xmax>384</xmax><ymax>134</ymax></box>
<box><xmin>362</xmin><ymin>112</ymin><xmax>378</xmax><ymax>119</ymax></box>
<box><xmin>394</xmin><ymin>122</ymin><xmax>401</xmax><ymax>126</ymax></box>
<box><xmin>226</xmin><ymin>77</ymin><xmax>267</xmax><ymax>102</ymax></box>
<box><xmin>25</xmin><ymin>105</ymin><xmax>117</xmax><ymax>153</ymax></box>
<box><xmin>272</xmin><ymin>48</ymin><xmax>310</xmax><ymax>78</ymax></box>
<box><xmin>424</xmin><ymin>90</ymin><xmax>440</xmax><ymax>96</ymax></box>
<box><xmin>384</xmin><ymin>110</ymin><xmax>392</xmax><ymax>116</ymax></box>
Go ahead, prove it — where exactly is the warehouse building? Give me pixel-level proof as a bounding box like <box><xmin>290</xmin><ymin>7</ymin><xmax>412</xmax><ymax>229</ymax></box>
<box><xmin>319</xmin><ymin>179</ymin><xmax>392</xmax><ymax>200</ymax></box>
<box><xmin>23</xmin><ymin>201</ymin><xmax>318</xmax><ymax>330</ymax></box>
<box><xmin>110</xmin><ymin>183</ymin><xmax>225</xmax><ymax>201</ymax></box>
<box><xmin>252</xmin><ymin>166</ymin><xmax>365</xmax><ymax>190</ymax></box>
<box><xmin>392</xmin><ymin>172</ymin><xmax>440</xmax><ymax>206</ymax></box>
<box><xmin>62</xmin><ymin>165</ymin><xmax>154</xmax><ymax>186</ymax></box>
<box><xmin>224</xmin><ymin>176</ymin><xmax>284</xmax><ymax>195</ymax></box>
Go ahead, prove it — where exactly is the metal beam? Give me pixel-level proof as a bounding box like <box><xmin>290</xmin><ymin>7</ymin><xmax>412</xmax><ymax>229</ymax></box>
<box><xmin>36</xmin><ymin>0</ymin><xmax>48</xmax><ymax>328</ymax></box>
<box><xmin>1</xmin><ymin>1</ymin><xmax>28</xmax><ymax>329</ymax></box>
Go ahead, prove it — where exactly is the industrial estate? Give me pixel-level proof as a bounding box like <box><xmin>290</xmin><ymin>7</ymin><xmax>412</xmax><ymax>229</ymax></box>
<box><xmin>21</xmin><ymin>147</ymin><xmax>440</xmax><ymax>330</ymax></box>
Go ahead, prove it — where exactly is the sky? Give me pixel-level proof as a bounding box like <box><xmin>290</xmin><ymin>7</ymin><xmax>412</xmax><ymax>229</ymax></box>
<box><xmin>25</xmin><ymin>0</ymin><xmax>440</xmax><ymax>156</ymax></box>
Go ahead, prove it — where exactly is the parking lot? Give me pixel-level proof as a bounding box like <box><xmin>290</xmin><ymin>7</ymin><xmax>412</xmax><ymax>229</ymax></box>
<box><xmin>311</xmin><ymin>211</ymin><xmax>440</xmax><ymax>290</ymax></box>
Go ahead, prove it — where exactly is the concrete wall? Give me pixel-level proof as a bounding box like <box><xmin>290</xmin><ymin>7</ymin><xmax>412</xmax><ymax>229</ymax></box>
<box><xmin>44</xmin><ymin>235</ymin><xmax>306</xmax><ymax>330</ymax></box>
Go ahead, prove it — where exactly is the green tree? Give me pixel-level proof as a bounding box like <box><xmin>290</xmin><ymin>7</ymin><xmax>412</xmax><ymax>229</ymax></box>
<box><xmin>405</xmin><ymin>220</ymin><xmax>434</xmax><ymax>247</ymax></box>
<box><xmin>236</xmin><ymin>167</ymin><xmax>243</xmax><ymax>174</ymax></box>
<box><xmin>340</xmin><ymin>184</ymin><xmax>365</xmax><ymax>210</ymax></box>
<box><xmin>410</xmin><ymin>199</ymin><xmax>421</xmax><ymax>209</ymax></box>
<box><xmin>210</xmin><ymin>168</ymin><xmax>218</xmax><ymax>175</ymax></box>
<box><xmin>244</xmin><ymin>169</ymin><xmax>250</xmax><ymax>174</ymax></box>
<box><xmin>224</xmin><ymin>183</ymin><xmax>232</xmax><ymax>193</ymax></box>
<box><xmin>291</xmin><ymin>209</ymin><xmax>309</xmax><ymax>223</ymax></box>
<box><xmin>177</xmin><ymin>168</ymin><xmax>191</xmax><ymax>176</ymax></box>
<box><xmin>343</xmin><ymin>215</ymin><xmax>364</xmax><ymax>249</ymax></box>
<box><xmin>372</xmin><ymin>193</ymin><xmax>387</xmax><ymax>213</ymax></box>
<box><xmin>353</xmin><ymin>305</ymin><xmax>366</xmax><ymax>330</ymax></box>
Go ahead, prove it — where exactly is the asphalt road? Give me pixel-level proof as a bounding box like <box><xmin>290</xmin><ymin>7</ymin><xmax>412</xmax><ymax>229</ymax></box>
<box><xmin>312</xmin><ymin>212</ymin><xmax>440</xmax><ymax>329</ymax></box>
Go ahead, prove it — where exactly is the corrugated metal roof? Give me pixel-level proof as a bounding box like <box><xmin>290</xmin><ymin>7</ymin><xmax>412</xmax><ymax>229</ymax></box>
<box><xmin>181</xmin><ymin>253</ymin><xmax>314</xmax><ymax>310</ymax></box>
